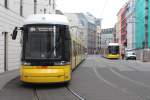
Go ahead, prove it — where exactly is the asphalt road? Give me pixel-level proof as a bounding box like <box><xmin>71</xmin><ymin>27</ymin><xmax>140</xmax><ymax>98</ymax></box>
<box><xmin>1</xmin><ymin>55</ymin><xmax>150</xmax><ymax>100</ymax></box>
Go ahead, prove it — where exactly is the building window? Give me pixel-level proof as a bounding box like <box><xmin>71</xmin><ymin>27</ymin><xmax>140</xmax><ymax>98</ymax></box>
<box><xmin>5</xmin><ymin>0</ymin><xmax>8</xmax><ymax>8</ymax></box>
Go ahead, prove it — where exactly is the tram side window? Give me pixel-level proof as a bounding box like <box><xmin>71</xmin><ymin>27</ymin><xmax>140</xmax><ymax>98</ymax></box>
<box><xmin>79</xmin><ymin>45</ymin><xmax>80</xmax><ymax>55</ymax></box>
<box><xmin>76</xmin><ymin>43</ymin><xmax>78</xmax><ymax>56</ymax></box>
<box><xmin>77</xmin><ymin>44</ymin><xmax>79</xmax><ymax>55</ymax></box>
<box><xmin>73</xmin><ymin>41</ymin><xmax>76</xmax><ymax>56</ymax></box>
<box><xmin>77</xmin><ymin>43</ymin><xmax>78</xmax><ymax>55</ymax></box>
<box><xmin>59</xmin><ymin>26</ymin><xmax>71</xmax><ymax>61</ymax></box>
<box><xmin>56</xmin><ymin>26</ymin><xmax>62</xmax><ymax>58</ymax></box>
<box><xmin>79</xmin><ymin>45</ymin><xmax>81</xmax><ymax>55</ymax></box>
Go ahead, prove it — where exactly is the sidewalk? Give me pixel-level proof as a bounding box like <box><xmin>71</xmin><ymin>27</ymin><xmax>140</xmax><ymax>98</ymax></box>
<box><xmin>0</xmin><ymin>70</ymin><xmax>19</xmax><ymax>90</ymax></box>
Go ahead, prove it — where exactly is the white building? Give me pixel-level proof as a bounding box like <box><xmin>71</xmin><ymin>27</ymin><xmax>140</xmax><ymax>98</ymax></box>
<box><xmin>84</xmin><ymin>13</ymin><xmax>97</xmax><ymax>54</ymax></box>
<box><xmin>64</xmin><ymin>13</ymin><xmax>88</xmax><ymax>49</ymax></box>
<box><xmin>95</xmin><ymin>19</ymin><xmax>102</xmax><ymax>53</ymax></box>
<box><xmin>126</xmin><ymin>0</ymin><xmax>135</xmax><ymax>50</ymax></box>
<box><xmin>0</xmin><ymin>0</ymin><xmax>55</xmax><ymax>73</ymax></box>
<box><xmin>100</xmin><ymin>28</ymin><xmax>114</xmax><ymax>48</ymax></box>
<box><xmin>65</xmin><ymin>13</ymin><xmax>101</xmax><ymax>54</ymax></box>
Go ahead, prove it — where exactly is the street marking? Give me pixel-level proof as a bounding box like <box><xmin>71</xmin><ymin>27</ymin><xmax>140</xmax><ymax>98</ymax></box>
<box><xmin>92</xmin><ymin>67</ymin><xmax>130</xmax><ymax>94</ymax></box>
<box><xmin>96</xmin><ymin>57</ymin><xmax>135</xmax><ymax>71</ymax></box>
<box><xmin>95</xmin><ymin>57</ymin><xmax>150</xmax><ymax>88</ymax></box>
<box><xmin>110</xmin><ymin>68</ymin><xmax>150</xmax><ymax>89</ymax></box>
<box><xmin>92</xmin><ymin>67</ymin><xmax>145</xmax><ymax>99</ymax></box>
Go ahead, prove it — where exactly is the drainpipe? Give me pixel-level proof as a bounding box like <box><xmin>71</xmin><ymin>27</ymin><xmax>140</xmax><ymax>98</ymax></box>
<box><xmin>34</xmin><ymin>0</ymin><xmax>37</xmax><ymax>14</ymax></box>
<box><xmin>143</xmin><ymin>0</ymin><xmax>149</xmax><ymax>62</ymax></box>
<box><xmin>2</xmin><ymin>32</ymin><xmax>8</xmax><ymax>71</ymax></box>
<box><xmin>145</xmin><ymin>0</ymin><xmax>148</xmax><ymax>48</ymax></box>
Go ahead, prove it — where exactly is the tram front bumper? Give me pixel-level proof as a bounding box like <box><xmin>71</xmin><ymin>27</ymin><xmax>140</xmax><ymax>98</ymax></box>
<box><xmin>107</xmin><ymin>54</ymin><xmax>120</xmax><ymax>59</ymax></box>
<box><xmin>20</xmin><ymin>66</ymin><xmax>71</xmax><ymax>83</ymax></box>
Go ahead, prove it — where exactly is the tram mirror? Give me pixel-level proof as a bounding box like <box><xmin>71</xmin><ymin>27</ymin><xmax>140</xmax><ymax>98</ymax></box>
<box><xmin>64</xmin><ymin>28</ymin><xmax>71</xmax><ymax>40</ymax></box>
<box><xmin>19</xmin><ymin>27</ymin><xmax>24</xmax><ymax>31</ymax></box>
<box><xmin>12</xmin><ymin>27</ymin><xmax>18</xmax><ymax>40</ymax></box>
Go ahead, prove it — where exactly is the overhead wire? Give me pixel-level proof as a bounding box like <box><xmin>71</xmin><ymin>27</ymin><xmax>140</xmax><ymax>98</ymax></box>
<box><xmin>100</xmin><ymin>0</ymin><xmax>109</xmax><ymax>18</ymax></box>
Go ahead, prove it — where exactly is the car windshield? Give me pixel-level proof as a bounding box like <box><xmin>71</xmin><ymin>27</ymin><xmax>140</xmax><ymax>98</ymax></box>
<box><xmin>127</xmin><ymin>52</ymin><xmax>135</xmax><ymax>55</ymax></box>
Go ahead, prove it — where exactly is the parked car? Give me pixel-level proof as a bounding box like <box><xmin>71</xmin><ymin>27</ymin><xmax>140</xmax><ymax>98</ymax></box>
<box><xmin>125</xmin><ymin>51</ymin><xmax>136</xmax><ymax>60</ymax></box>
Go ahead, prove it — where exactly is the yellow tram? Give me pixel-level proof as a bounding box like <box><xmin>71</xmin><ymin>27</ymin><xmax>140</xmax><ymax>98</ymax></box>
<box><xmin>103</xmin><ymin>43</ymin><xmax>120</xmax><ymax>59</ymax></box>
<box><xmin>12</xmin><ymin>14</ymin><xmax>85</xmax><ymax>83</ymax></box>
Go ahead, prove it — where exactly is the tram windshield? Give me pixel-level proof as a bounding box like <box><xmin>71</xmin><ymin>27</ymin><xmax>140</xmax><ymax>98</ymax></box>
<box><xmin>22</xmin><ymin>25</ymin><xmax>70</xmax><ymax>61</ymax></box>
<box><xmin>108</xmin><ymin>46</ymin><xmax>119</xmax><ymax>54</ymax></box>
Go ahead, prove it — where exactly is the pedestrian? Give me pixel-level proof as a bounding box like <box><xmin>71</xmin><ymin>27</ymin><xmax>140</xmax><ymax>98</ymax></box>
<box><xmin>121</xmin><ymin>49</ymin><xmax>125</xmax><ymax>59</ymax></box>
<box><xmin>121</xmin><ymin>53</ymin><xmax>125</xmax><ymax>59</ymax></box>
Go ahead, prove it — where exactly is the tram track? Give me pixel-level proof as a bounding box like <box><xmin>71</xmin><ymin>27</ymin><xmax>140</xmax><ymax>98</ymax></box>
<box><xmin>32</xmin><ymin>86</ymin><xmax>86</xmax><ymax>100</ymax></box>
<box><xmin>0</xmin><ymin>61</ymin><xmax>87</xmax><ymax>100</ymax></box>
<box><xmin>33</xmin><ymin>88</ymin><xmax>40</xmax><ymax>100</ymax></box>
<box><xmin>65</xmin><ymin>86</ymin><xmax>86</xmax><ymax>100</ymax></box>
<box><xmin>94</xmin><ymin>57</ymin><xmax>150</xmax><ymax>100</ymax></box>
<box><xmin>32</xmin><ymin>66</ymin><xmax>87</xmax><ymax>100</ymax></box>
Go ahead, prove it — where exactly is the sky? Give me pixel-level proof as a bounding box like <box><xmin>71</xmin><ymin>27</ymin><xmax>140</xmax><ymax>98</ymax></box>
<box><xmin>56</xmin><ymin>0</ymin><xmax>128</xmax><ymax>29</ymax></box>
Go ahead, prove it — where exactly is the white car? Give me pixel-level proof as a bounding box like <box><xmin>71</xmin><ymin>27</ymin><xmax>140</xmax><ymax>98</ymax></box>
<box><xmin>125</xmin><ymin>51</ymin><xmax>136</xmax><ymax>60</ymax></box>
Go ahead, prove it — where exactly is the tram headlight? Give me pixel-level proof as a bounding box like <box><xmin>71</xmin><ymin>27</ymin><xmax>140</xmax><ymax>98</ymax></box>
<box><xmin>22</xmin><ymin>62</ymin><xmax>31</xmax><ymax>66</ymax></box>
<box><xmin>54</xmin><ymin>61</ymin><xmax>70</xmax><ymax>66</ymax></box>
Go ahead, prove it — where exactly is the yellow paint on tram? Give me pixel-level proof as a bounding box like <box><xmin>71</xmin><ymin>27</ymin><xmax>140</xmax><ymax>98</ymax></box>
<box><xmin>20</xmin><ymin>65</ymin><xmax>71</xmax><ymax>83</ymax></box>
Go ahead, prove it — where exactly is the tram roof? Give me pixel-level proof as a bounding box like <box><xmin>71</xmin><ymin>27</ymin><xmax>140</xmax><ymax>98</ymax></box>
<box><xmin>108</xmin><ymin>43</ymin><xmax>119</xmax><ymax>46</ymax></box>
<box><xmin>24</xmin><ymin>14</ymin><xmax>69</xmax><ymax>25</ymax></box>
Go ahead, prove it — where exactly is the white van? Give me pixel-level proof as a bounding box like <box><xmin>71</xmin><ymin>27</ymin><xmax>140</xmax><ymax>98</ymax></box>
<box><xmin>125</xmin><ymin>51</ymin><xmax>136</xmax><ymax>60</ymax></box>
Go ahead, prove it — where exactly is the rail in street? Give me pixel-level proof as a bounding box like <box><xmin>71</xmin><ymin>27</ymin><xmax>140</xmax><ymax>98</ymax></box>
<box><xmin>1</xmin><ymin>55</ymin><xmax>150</xmax><ymax>100</ymax></box>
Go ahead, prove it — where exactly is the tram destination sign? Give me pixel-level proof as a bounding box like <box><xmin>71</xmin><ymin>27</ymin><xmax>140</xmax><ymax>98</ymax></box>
<box><xmin>29</xmin><ymin>27</ymin><xmax>54</xmax><ymax>32</ymax></box>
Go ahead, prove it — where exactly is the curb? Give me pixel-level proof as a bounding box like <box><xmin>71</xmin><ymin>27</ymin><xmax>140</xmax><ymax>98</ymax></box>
<box><xmin>0</xmin><ymin>69</ymin><xmax>19</xmax><ymax>90</ymax></box>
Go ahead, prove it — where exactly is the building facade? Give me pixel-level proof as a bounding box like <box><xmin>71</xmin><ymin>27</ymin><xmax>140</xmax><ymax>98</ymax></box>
<box><xmin>77</xmin><ymin>13</ymin><xmax>89</xmax><ymax>50</ymax></box>
<box><xmin>117</xmin><ymin>0</ymin><xmax>135</xmax><ymax>55</ymax></box>
<box><xmin>95</xmin><ymin>19</ymin><xmax>102</xmax><ymax>54</ymax></box>
<box><xmin>116</xmin><ymin>0</ymin><xmax>150</xmax><ymax>61</ymax></box>
<box><xmin>84</xmin><ymin>13</ymin><xmax>97</xmax><ymax>54</ymax></box>
<box><xmin>113</xmin><ymin>24</ymin><xmax>118</xmax><ymax>43</ymax></box>
<box><xmin>0</xmin><ymin>0</ymin><xmax>55</xmax><ymax>73</ymax></box>
<box><xmin>64</xmin><ymin>13</ymin><xmax>87</xmax><ymax>49</ymax></box>
<box><xmin>117</xmin><ymin>4</ymin><xmax>127</xmax><ymax>54</ymax></box>
<box><xmin>116</xmin><ymin>10</ymin><xmax>122</xmax><ymax>46</ymax></box>
<box><xmin>135</xmin><ymin>0</ymin><xmax>149</xmax><ymax>48</ymax></box>
<box><xmin>100</xmin><ymin>28</ymin><xmax>114</xmax><ymax>48</ymax></box>
<box><xmin>121</xmin><ymin>6</ymin><xmax>127</xmax><ymax>47</ymax></box>
<box><xmin>126</xmin><ymin>0</ymin><xmax>135</xmax><ymax>50</ymax></box>
<box><xmin>135</xmin><ymin>0</ymin><xmax>150</xmax><ymax>61</ymax></box>
<box><xmin>65</xmin><ymin>13</ymin><xmax>100</xmax><ymax>54</ymax></box>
